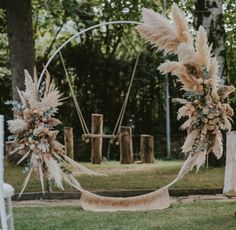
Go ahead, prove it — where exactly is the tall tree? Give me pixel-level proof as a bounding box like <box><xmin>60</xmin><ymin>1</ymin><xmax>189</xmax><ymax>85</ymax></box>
<box><xmin>194</xmin><ymin>0</ymin><xmax>226</xmax><ymax>83</ymax></box>
<box><xmin>5</xmin><ymin>0</ymin><xmax>34</xmax><ymax>100</ymax></box>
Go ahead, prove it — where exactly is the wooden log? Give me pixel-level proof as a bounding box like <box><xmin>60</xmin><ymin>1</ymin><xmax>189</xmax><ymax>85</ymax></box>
<box><xmin>140</xmin><ymin>135</ymin><xmax>155</xmax><ymax>163</ymax></box>
<box><xmin>119</xmin><ymin>126</ymin><xmax>133</xmax><ymax>164</ymax></box>
<box><xmin>91</xmin><ymin>114</ymin><xmax>103</xmax><ymax>164</ymax></box>
<box><xmin>82</xmin><ymin>134</ymin><xmax>117</xmax><ymax>139</ymax></box>
<box><xmin>64</xmin><ymin>127</ymin><xmax>74</xmax><ymax>159</ymax></box>
<box><xmin>223</xmin><ymin>131</ymin><xmax>236</xmax><ymax>196</ymax></box>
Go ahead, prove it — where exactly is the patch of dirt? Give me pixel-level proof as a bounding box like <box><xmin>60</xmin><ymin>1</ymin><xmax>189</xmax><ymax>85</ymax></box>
<box><xmin>93</xmin><ymin>164</ymin><xmax>158</xmax><ymax>175</ymax></box>
<box><xmin>13</xmin><ymin>194</ymin><xmax>236</xmax><ymax>208</ymax></box>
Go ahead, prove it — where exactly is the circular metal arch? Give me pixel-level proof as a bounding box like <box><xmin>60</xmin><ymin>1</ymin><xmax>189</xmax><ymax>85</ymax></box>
<box><xmin>38</xmin><ymin>20</ymin><xmax>141</xmax><ymax>89</ymax></box>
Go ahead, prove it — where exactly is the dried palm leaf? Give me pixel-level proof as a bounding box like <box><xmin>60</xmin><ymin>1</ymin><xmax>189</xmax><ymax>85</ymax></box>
<box><xmin>23</xmin><ymin>70</ymin><xmax>38</xmax><ymax>108</ymax></box>
<box><xmin>44</xmin><ymin>156</ymin><xmax>64</xmax><ymax>190</ymax></box>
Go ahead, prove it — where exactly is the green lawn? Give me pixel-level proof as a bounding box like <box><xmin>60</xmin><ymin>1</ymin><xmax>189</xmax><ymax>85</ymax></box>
<box><xmin>14</xmin><ymin>201</ymin><xmax>236</xmax><ymax>230</ymax></box>
<box><xmin>5</xmin><ymin>160</ymin><xmax>224</xmax><ymax>193</ymax></box>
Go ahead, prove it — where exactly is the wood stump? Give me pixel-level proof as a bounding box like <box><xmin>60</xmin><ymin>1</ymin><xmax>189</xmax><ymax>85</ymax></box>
<box><xmin>224</xmin><ymin>131</ymin><xmax>236</xmax><ymax>196</ymax></box>
<box><xmin>64</xmin><ymin>127</ymin><xmax>74</xmax><ymax>159</ymax></box>
<box><xmin>140</xmin><ymin>135</ymin><xmax>155</xmax><ymax>163</ymax></box>
<box><xmin>91</xmin><ymin>114</ymin><xmax>103</xmax><ymax>164</ymax></box>
<box><xmin>119</xmin><ymin>126</ymin><xmax>133</xmax><ymax>164</ymax></box>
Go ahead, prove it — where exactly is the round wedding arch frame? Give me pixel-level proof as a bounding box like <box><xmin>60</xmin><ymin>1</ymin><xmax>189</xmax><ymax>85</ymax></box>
<box><xmin>38</xmin><ymin>21</ymin><xmax>184</xmax><ymax>212</ymax></box>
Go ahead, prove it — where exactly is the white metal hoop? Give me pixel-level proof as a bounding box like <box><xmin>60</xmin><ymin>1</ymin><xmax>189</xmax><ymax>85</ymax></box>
<box><xmin>38</xmin><ymin>20</ymin><xmax>141</xmax><ymax>89</ymax></box>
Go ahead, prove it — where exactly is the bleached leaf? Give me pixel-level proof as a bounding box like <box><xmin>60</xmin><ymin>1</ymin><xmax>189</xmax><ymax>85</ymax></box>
<box><xmin>44</xmin><ymin>156</ymin><xmax>64</xmax><ymax>190</ymax></box>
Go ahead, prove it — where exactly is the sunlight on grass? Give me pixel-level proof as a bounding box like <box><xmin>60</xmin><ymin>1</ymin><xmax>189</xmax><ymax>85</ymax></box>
<box><xmin>5</xmin><ymin>160</ymin><xmax>224</xmax><ymax>193</ymax></box>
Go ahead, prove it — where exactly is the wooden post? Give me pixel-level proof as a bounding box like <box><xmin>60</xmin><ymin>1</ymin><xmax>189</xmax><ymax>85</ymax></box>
<box><xmin>91</xmin><ymin>114</ymin><xmax>103</xmax><ymax>164</ymax></box>
<box><xmin>224</xmin><ymin>131</ymin><xmax>236</xmax><ymax>196</ymax></box>
<box><xmin>119</xmin><ymin>126</ymin><xmax>133</xmax><ymax>164</ymax></box>
<box><xmin>64</xmin><ymin>127</ymin><xmax>74</xmax><ymax>159</ymax></box>
<box><xmin>140</xmin><ymin>135</ymin><xmax>155</xmax><ymax>163</ymax></box>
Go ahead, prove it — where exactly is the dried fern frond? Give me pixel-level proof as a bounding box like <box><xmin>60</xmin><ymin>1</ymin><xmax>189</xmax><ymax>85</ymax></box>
<box><xmin>138</xmin><ymin>8</ymin><xmax>180</xmax><ymax>54</ymax></box>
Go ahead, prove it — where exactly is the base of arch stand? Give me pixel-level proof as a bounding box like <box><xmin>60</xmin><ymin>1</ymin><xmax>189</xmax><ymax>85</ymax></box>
<box><xmin>80</xmin><ymin>187</ymin><xmax>170</xmax><ymax>211</ymax></box>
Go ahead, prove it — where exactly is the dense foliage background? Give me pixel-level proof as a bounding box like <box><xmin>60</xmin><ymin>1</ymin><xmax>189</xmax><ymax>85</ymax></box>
<box><xmin>0</xmin><ymin>0</ymin><xmax>235</xmax><ymax>161</ymax></box>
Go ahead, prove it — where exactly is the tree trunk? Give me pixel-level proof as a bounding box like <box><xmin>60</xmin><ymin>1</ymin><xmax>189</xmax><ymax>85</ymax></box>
<box><xmin>194</xmin><ymin>0</ymin><xmax>226</xmax><ymax>83</ymax></box>
<box><xmin>5</xmin><ymin>0</ymin><xmax>35</xmax><ymax>100</ymax></box>
<box><xmin>140</xmin><ymin>135</ymin><xmax>155</xmax><ymax>163</ymax></box>
<box><xmin>119</xmin><ymin>126</ymin><xmax>133</xmax><ymax>164</ymax></box>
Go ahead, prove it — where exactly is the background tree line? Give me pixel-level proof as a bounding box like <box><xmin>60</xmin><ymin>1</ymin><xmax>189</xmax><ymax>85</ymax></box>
<box><xmin>0</xmin><ymin>0</ymin><xmax>235</xmax><ymax>162</ymax></box>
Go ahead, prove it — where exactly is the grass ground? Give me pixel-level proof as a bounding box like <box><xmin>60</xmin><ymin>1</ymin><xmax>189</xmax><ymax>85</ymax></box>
<box><xmin>14</xmin><ymin>201</ymin><xmax>236</xmax><ymax>230</ymax></box>
<box><xmin>5</xmin><ymin>160</ymin><xmax>224</xmax><ymax>193</ymax></box>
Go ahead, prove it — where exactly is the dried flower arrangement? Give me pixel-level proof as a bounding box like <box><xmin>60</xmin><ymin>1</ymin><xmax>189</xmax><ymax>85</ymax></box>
<box><xmin>6</xmin><ymin>70</ymin><xmax>100</xmax><ymax>197</ymax></box>
<box><xmin>138</xmin><ymin>3</ymin><xmax>235</xmax><ymax>179</ymax></box>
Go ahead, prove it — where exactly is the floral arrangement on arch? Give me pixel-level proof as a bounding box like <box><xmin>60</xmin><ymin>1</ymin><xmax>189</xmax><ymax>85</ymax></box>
<box><xmin>6</xmin><ymin>71</ymin><xmax>99</xmax><ymax>197</ymax></box>
<box><xmin>138</xmin><ymin>3</ymin><xmax>235</xmax><ymax>176</ymax></box>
